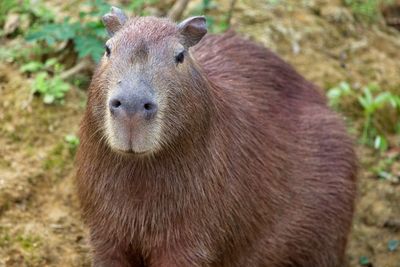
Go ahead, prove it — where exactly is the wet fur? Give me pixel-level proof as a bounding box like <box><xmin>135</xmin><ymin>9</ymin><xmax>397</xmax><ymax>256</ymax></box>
<box><xmin>76</xmin><ymin>21</ymin><xmax>357</xmax><ymax>267</ymax></box>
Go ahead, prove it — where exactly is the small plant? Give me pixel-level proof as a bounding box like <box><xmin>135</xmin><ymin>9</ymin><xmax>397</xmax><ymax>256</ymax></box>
<box><xmin>371</xmin><ymin>152</ymin><xmax>398</xmax><ymax>181</ymax></box>
<box><xmin>359</xmin><ymin>255</ymin><xmax>371</xmax><ymax>266</ymax></box>
<box><xmin>1</xmin><ymin>0</ymin><xmax>55</xmax><ymax>36</ymax></box>
<box><xmin>357</xmin><ymin>84</ymin><xmax>399</xmax><ymax>150</ymax></box>
<box><xmin>388</xmin><ymin>240</ymin><xmax>399</xmax><ymax>252</ymax></box>
<box><xmin>32</xmin><ymin>72</ymin><xmax>69</xmax><ymax>104</ymax></box>
<box><xmin>327</xmin><ymin>81</ymin><xmax>352</xmax><ymax>108</ymax></box>
<box><xmin>20</xmin><ymin>58</ymin><xmax>58</xmax><ymax>73</ymax></box>
<box><xmin>344</xmin><ymin>0</ymin><xmax>395</xmax><ymax>22</ymax></box>
<box><xmin>26</xmin><ymin>0</ymin><xmax>110</xmax><ymax>62</ymax></box>
<box><xmin>327</xmin><ymin>82</ymin><xmax>400</xmax><ymax>152</ymax></box>
<box><xmin>65</xmin><ymin>134</ymin><xmax>80</xmax><ymax>152</ymax></box>
<box><xmin>16</xmin><ymin>234</ymin><xmax>41</xmax><ymax>251</ymax></box>
<box><xmin>20</xmin><ymin>58</ymin><xmax>70</xmax><ymax>104</ymax></box>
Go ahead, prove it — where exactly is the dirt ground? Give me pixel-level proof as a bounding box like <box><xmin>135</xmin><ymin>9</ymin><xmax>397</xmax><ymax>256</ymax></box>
<box><xmin>0</xmin><ymin>0</ymin><xmax>399</xmax><ymax>266</ymax></box>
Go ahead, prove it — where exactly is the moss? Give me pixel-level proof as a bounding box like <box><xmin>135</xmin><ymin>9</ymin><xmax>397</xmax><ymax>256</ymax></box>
<box><xmin>43</xmin><ymin>142</ymin><xmax>68</xmax><ymax>171</ymax></box>
<box><xmin>0</xmin><ymin>232</ymin><xmax>11</xmax><ymax>247</ymax></box>
<box><xmin>16</xmin><ymin>234</ymin><xmax>42</xmax><ymax>252</ymax></box>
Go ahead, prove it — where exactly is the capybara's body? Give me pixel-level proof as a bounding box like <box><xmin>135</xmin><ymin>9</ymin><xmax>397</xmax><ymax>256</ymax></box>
<box><xmin>76</xmin><ymin>12</ymin><xmax>357</xmax><ymax>267</ymax></box>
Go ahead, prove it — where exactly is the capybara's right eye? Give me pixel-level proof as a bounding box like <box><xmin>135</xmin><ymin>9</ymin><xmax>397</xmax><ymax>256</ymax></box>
<box><xmin>175</xmin><ymin>51</ymin><xmax>184</xmax><ymax>64</ymax></box>
<box><xmin>105</xmin><ymin>45</ymin><xmax>111</xmax><ymax>57</ymax></box>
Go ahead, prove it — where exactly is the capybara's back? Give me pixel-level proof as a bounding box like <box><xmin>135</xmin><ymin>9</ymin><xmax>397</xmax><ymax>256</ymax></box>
<box><xmin>76</xmin><ymin>7</ymin><xmax>357</xmax><ymax>267</ymax></box>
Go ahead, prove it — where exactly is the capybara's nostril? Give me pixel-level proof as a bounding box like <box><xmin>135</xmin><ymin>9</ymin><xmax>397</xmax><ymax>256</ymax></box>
<box><xmin>111</xmin><ymin>99</ymin><xmax>121</xmax><ymax>108</ymax></box>
<box><xmin>144</xmin><ymin>102</ymin><xmax>153</xmax><ymax>111</ymax></box>
<box><xmin>109</xmin><ymin>98</ymin><xmax>122</xmax><ymax>115</ymax></box>
<box><xmin>143</xmin><ymin>101</ymin><xmax>158</xmax><ymax>119</ymax></box>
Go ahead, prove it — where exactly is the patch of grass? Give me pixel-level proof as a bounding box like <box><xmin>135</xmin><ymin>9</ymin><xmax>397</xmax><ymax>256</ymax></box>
<box><xmin>16</xmin><ymin>234</ymin><xmax>42</xmax><ymax>252</ymax></box>
<box><xmin>19</xmin><ymin>58</ymin><xmax>69</xmax><ymax>104</ymax></box>
<box><xmin>358</xmin><ymin>84</ymin><xmax>400</xmax><ymax>150</ymax></box>
<box><xmin>327</xmin><ymin>82</ymin><xmax>400</xmax><ymax>152</ymax></box>
<box><xmin>20</xmin><ymin>58</ymin><xmax>70</xmax><ymax>104</ymax></box>
<box><xmin>32</xmin><ymin>72</ymin><xmax>70</xmax><ymax>104</ymax></box>
<box><xmin>344</xmin><ymin>0</ymin><xmax>395</xmax><ymax>22</ymax></box>
<box><xmin>43</xmin><ymin>143</ymin><xmax>67</xmax><ymax>171</ymax></box>
<box><xmin>0</xmin><ymin>231</ymin><xmax>11</xmax><ymax>247</ymax></box>
<box><xmin>371</xmin><ymin>153</ymin><xmax>398</xmax><ymax>181</ymax></box>
<box><xmin>0</xmin><ymin>226</ymin><xmax>42</xmax><ymax>256</ymax></box>
<box><xmin>65</xmin><ymin>134</ymin><xmax>80</xmax><ymax>153</ymax></box>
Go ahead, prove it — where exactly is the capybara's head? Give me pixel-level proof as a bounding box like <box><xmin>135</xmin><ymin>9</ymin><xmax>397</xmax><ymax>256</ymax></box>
<box><xmin>90</xmin><ymin>7</ymin><xmax>210</xmax><ymax>155</ymax></box>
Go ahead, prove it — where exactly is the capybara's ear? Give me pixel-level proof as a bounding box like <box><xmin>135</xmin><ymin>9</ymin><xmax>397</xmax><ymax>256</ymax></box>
<box><xmin>178</xmin><ymin>16</ymin><xmax>207</xmax><ymax>48</ymax></box>
<box><xmin>102</xmin><ymin>6</ymin><xmax>128</xmax><ymax>37</ymax></box>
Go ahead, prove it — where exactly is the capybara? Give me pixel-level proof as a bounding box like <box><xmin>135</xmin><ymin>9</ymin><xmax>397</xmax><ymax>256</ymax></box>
<box><xmin>76</xmin><ymin>6</ymin><xmax>357</xmax><ymax>267</ymax></box>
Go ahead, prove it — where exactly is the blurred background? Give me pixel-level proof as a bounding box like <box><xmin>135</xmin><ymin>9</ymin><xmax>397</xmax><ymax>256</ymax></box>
<box><xmin>0</xmin><ymin>0</ymin><xmax>399</xmax><ymax>266</ymax></box>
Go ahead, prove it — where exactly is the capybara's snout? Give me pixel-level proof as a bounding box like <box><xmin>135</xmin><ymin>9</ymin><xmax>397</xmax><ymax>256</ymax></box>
<box><xmin>109</xmin><ymin>82</ymin><xmax>158</xmax><ymax>121</ymax></box>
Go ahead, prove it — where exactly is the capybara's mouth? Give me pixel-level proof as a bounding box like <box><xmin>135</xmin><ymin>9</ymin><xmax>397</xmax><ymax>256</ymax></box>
<box><xmin>115</xmin><ymin>148</ymin><xmax>149</xmax><ymax>156</ymax></box>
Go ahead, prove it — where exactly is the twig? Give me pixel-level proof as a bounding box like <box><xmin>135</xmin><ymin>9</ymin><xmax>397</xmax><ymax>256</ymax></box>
<box><xmin>168</xmin><ymin>0</ymin><xmax>190</xmax><ymax>21</ymax></box>
<box><xmin>59</xmin><ymin>58</ymin><xmax>93</xmax><ymax>80</ymax></box>
<box><xmin>226</xmin><ymin>0</ymin><xmax>237</xmax><ymax>26</ymax></box>
<box><xmin>384</xmin><ymin>219</ymin><xmax>400</xmax><ymax>232</ymax></box>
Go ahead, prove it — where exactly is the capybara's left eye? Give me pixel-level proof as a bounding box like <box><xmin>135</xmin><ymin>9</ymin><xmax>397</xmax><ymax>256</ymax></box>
<box><xmin>105</xmin><ymin>45</ymin><xmax>111</xmax><ymax>57</ymax></box>
<box><xmin>175</xmin><ymin>51</ymin><xmax>184</xmax><ymax>64</ymax></box>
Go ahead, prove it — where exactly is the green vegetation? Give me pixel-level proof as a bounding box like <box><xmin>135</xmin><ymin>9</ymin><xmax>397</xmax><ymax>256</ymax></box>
<box><xmin>327</xmin><ymin>81</ymin><xmax>400</xmax><ymax>182</ymax></box>
<box><xmin>344</xmin><ymin>0</ymin><xmax>395</xmax><ymax>21</ymax></box>
<box><xmin>21</xmin><ymin>58</ymin><xmax>70</xmax><ymax>104</ymax></box>
<box><xmin>371</xmin><ymin>152</ymin><xmax>398</xmax><ymax>181</ymax></box>
<box><xmin>32</xmin><ymin>73</ymin><xmax>70</xmax><ymax>104</ymax></box>
<box><xmin>190</xmin><ymin>0</ymin><xmax>230</xmax><ymax>33</ymax></box>
<box><xmin>65</xmin><ymin>134</ymin><xmax>80</xmax><ymax>152</ymax></box>
<box><xmin>328</xmin><ymin>82</ymin><xmax>400</xmax><ymax>152</ymax></box>
<box><xmin>0</xmin><ymin>0</ymin><xmax>54</xmax><ymax>32</ymax></box>
<box><xmin>25</xmin><ymin>0</ymin><xmax>109</xmax><ymax>63</ymax></box>
<box><xmin>388</xmin><ymin>240</ymin><xmax>399</xmax><ymax>252</ymax></box>
<box><xmin>359</xmin><ymin>255</ymin><xmax>371</xmax><ymax>266</ymax></box>
<box><xmin>1</xmin><ymin>0</ymin><xmax>111</xmax><ymax>104</ymax></box>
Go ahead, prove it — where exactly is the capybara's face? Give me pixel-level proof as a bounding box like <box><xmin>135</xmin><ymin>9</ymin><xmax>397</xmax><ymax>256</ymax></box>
<box><xmin>93</xmin><ymin>15</ymin><xmax>207</xmax><ymax>155</ymax></box>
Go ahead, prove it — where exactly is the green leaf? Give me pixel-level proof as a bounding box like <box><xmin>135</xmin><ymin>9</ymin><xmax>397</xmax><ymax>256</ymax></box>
<box><xmin>374</xmin><ymin>92</ymin><xmax>391</xmax><ymax>106</ymax></box>
<box><xmin>374</xmin><ymin>135</ymin><xmax>388</xmax><ymax>152</ymax></box>
<box><xmin>74</xmin><ymin>35</ymin><xmax>105</xmax><ymax>62</ymax></box>
<box><xmin>44</xmin><ymin>58</ymin><xmax>58</xmax><ymax>68</ymax></box>
<box><xmin>20</xmin><ymin>62</ymin><xmax>44</xmax><ymax>73</ymax></box>
<box><xmin>43</xmin><ymin>94</ymin><xmax>55</xmax><ymax>104</ymax></box>
<box><xmin>388</xmin><ymin>240</ymin><xmax>399</xmax><ymax>252</ymax></box>
<box><xmin>65</xmin><ymin>134</ymin><xmax>80</xmax><ymax>148</ymax></box>
<box><xmin>32</xmin><ymin>72</ymin><xmax>49</xmax><ymax>94</ymax></box>
<box><xmin>359</xmin><ymin>255</ymin><xmax>370</xmax><ymax>266</ymax></box>
<box><xmin>26</xmin><ymin>22</ymin><xmax>77</xmax><ymax>45</ymax></box>
<box><xmin>378</xmin><ymin>171</ymin><xmax>392</xmax><ymax>180</ymax></box>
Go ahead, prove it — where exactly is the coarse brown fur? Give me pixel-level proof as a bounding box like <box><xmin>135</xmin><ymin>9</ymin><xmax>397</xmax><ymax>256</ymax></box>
<box><xmin>76</xmin><ymin>15</ymin><xmax>357</xmax><ymax>267</ymax></box>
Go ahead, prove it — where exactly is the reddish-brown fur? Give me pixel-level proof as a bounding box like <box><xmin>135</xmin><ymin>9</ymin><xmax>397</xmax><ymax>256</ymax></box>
<box><xmin>76</xmin><ymin>17</ymin><xmax>357</xmax><ymax>267</ymax></box>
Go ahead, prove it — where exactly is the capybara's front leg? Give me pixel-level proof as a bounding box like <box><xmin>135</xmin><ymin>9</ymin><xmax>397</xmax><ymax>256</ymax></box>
<box><xmin>93</xmin><ymin>258</ymin><xmax>130</xmax><ymax>267</ymax></box>
<box><xmin>93</xmin><ymin>252</ymin><xmax>144</xmax><ymax>267</ymax></box>
<box><xmin>92</xmin><ymin>250</ymin><xmax>135</xmax><ymax>267</ymax></box>
<box><xmin>91</xmin><ymin>238</ymin><xmax>142</xmax><ymax>267</ymax></box>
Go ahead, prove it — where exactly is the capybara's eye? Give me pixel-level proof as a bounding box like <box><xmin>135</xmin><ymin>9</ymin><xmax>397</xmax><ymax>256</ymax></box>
<box><xmin>175</xmin><ymin>51</ymin><xmax>184</xmax><ymax>64</ymax></box>
<box><xmin>105</xmin><ymin>45</ymin><xmax>111</xmax><ymax>57</ymax></box>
